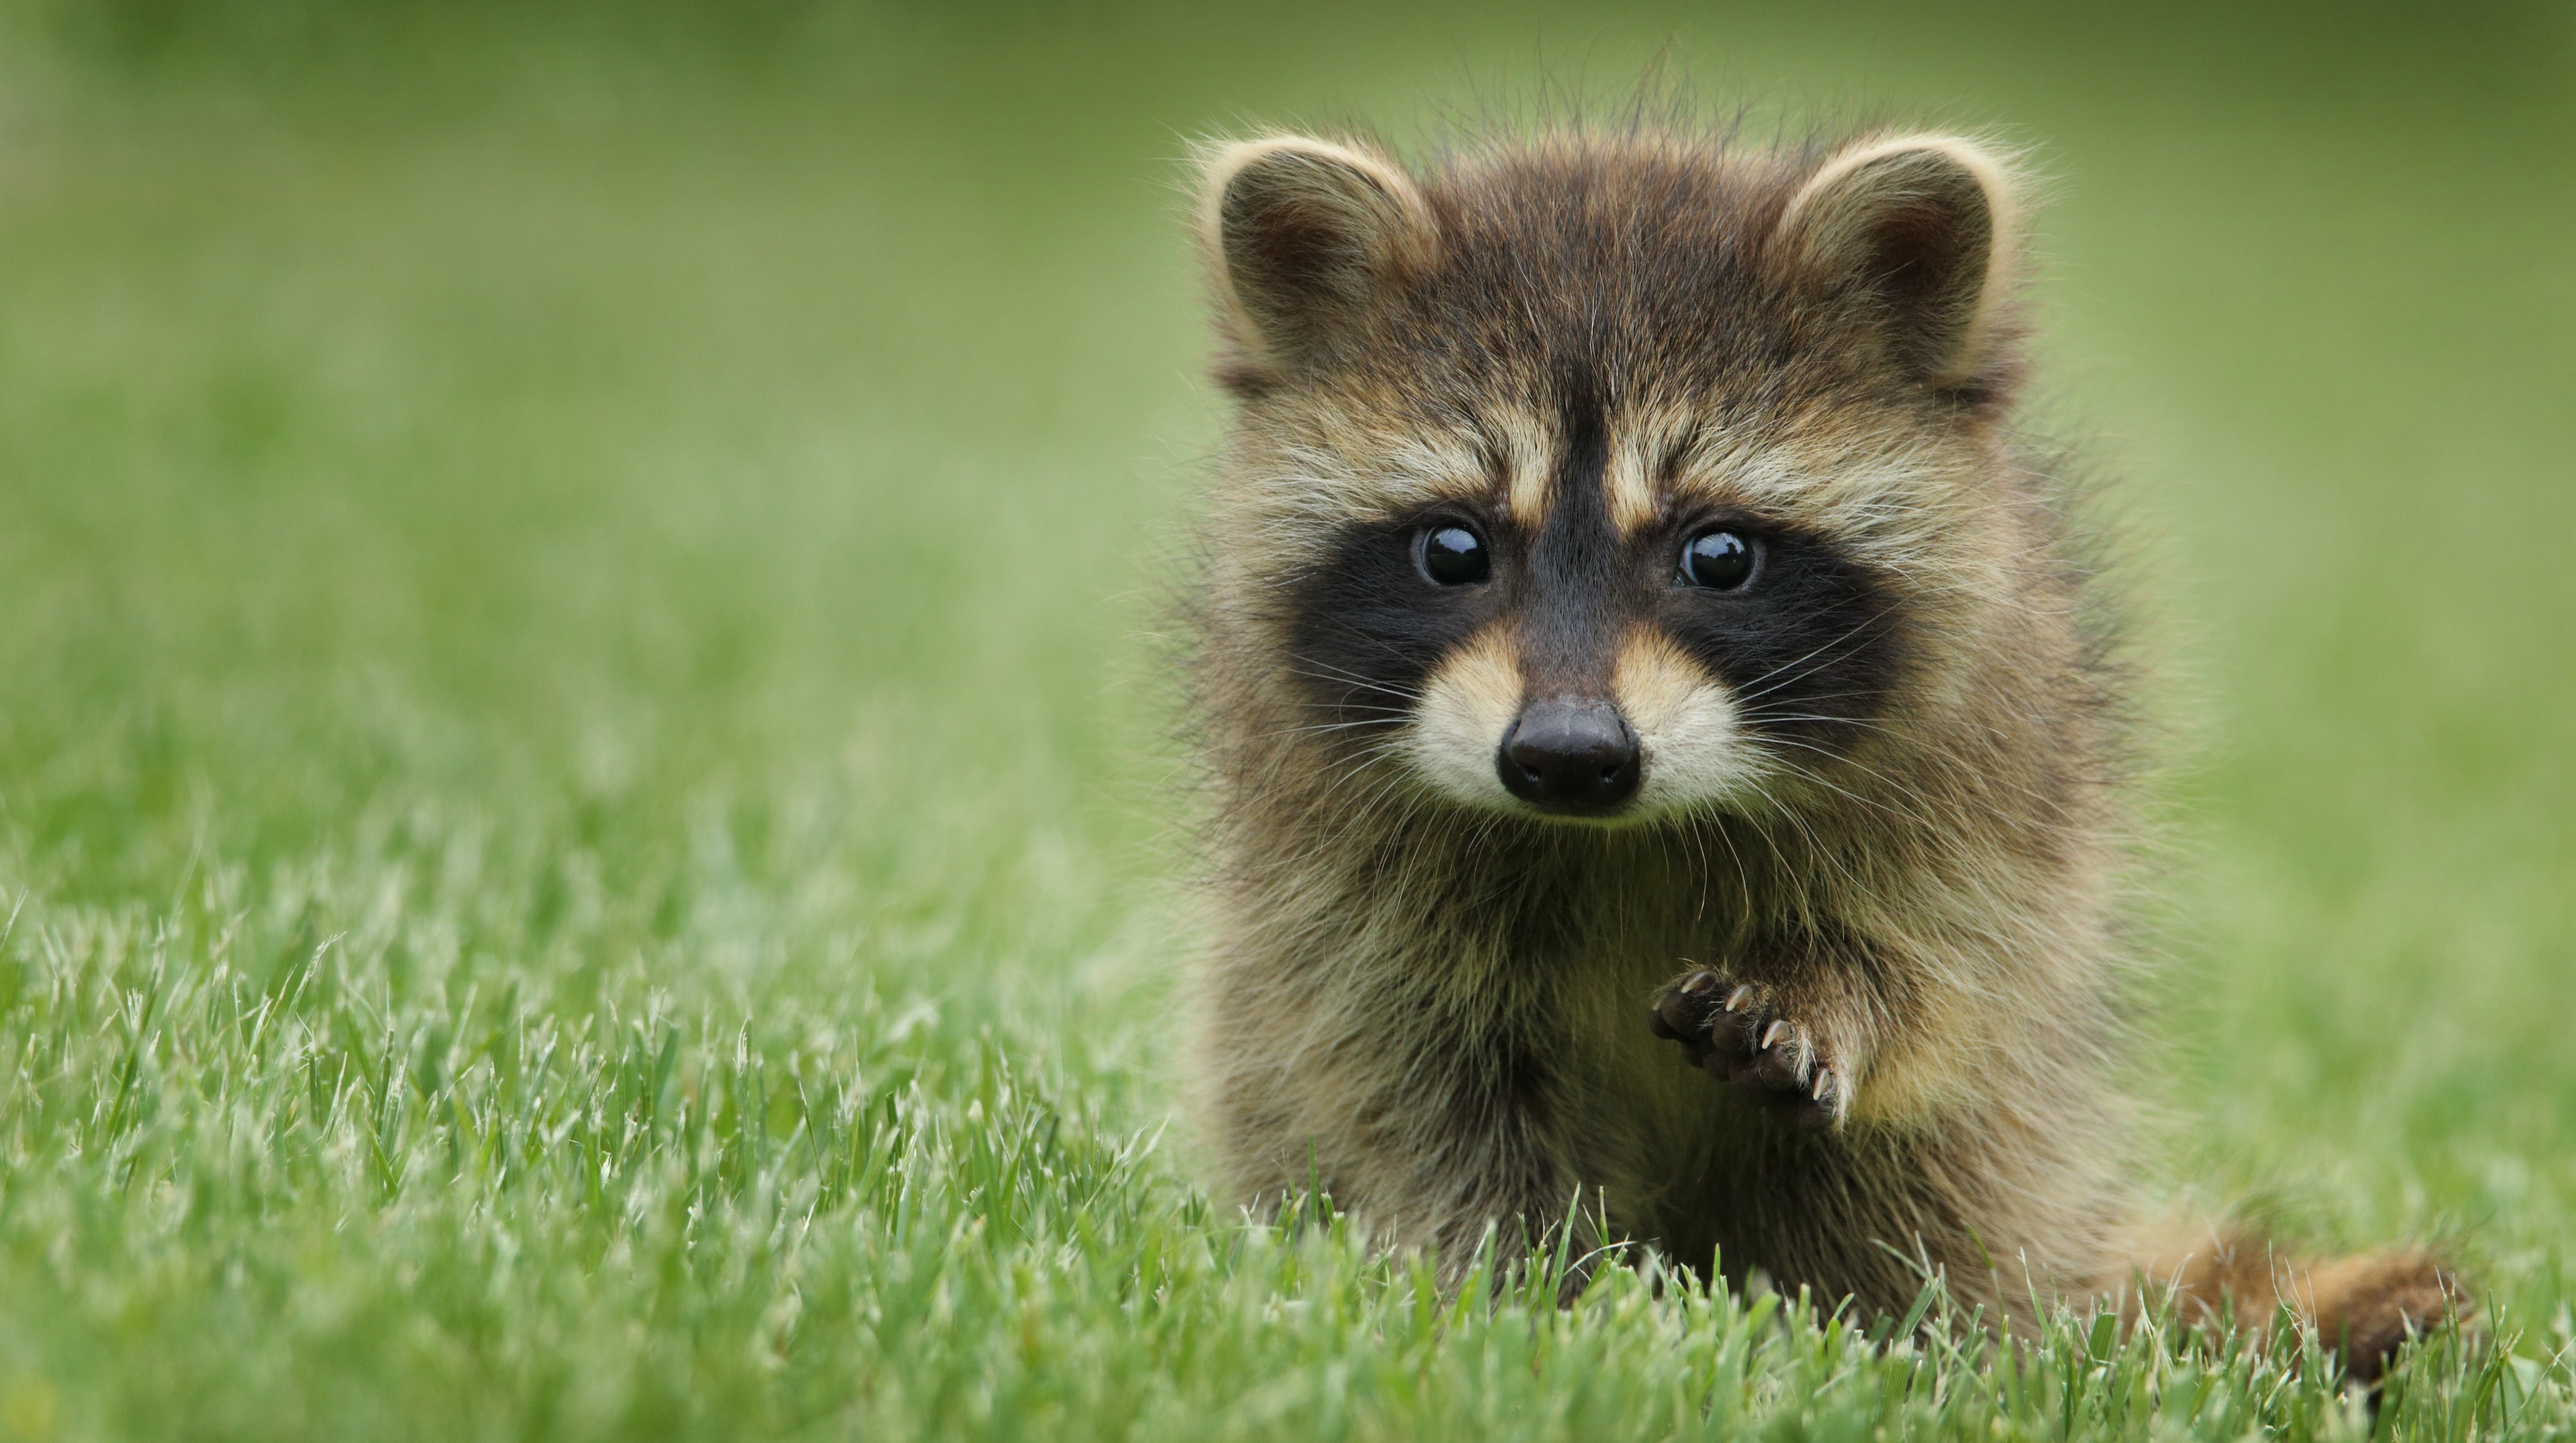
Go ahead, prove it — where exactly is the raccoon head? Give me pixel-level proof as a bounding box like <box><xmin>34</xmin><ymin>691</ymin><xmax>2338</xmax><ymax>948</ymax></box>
<box><xmin>1196</xmin><ymin>129</ymin><xmax>2025</xmax><ymax>825</ymax></box>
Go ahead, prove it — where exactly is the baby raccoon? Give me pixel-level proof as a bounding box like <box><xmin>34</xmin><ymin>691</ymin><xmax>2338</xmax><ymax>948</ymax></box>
<box><xmin>1180</xmin><ymin>122</ymin><xmax>2456</xmax><ymax>1378</ymax></box>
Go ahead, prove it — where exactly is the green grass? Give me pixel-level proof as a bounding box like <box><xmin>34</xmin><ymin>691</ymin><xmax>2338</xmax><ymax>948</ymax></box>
<box><xmin>0</xmin><ymin>3</ymin><xmax>2569</xmax><ymax>1437</ymax></box>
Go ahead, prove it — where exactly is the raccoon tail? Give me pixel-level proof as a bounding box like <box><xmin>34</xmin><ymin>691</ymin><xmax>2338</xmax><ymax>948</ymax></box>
<box><xmin>2117</xmin><ymin>1219</ymin><xmax>2468</xmax><ymax>1384</ymax></box>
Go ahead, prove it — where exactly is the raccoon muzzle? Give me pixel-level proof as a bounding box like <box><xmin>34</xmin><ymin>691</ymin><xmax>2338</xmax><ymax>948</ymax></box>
<box><xmin>1495</xmin><ymin>697</ymin><xmax>1641</xmax><ymax>814</ymax></box>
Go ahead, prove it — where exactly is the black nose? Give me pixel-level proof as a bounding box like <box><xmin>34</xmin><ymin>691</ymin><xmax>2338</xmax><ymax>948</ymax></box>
<box><xmin>1497</xmin><ymin>700</ymin><xmax>1641</xmax><ymax>814</ymax></box>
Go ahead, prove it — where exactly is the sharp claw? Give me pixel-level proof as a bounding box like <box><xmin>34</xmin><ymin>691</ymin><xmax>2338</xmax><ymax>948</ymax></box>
<box><xmin>1723</xmin><ymin>986</ymin><xmax>1754</xmax><ymax>1013</ymax></box>
<box><xmin>1759</xmin><ymin>1020</ymin><xmax>1788</xmax><ymax>1051</ymax></box>
<box><xmin>1811</xmin><ymin>1067</ymin><xmax>1835</xmax><ymax>1101</ymax></box>
<box><xmin>1680</xmin><ymin>970</ymin><xmax>1718</xmax><ymax>995</ymax></box>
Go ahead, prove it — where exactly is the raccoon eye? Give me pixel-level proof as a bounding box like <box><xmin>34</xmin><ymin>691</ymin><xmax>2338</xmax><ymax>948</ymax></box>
<box><xmin>1417</xmin><ymin>524</ymin><xmax>1490</xmax><ymax>586</ymax></box>
<box><xmin>1680</xmin><ymin>529</ymin><xmax>1759</xmax><ymax>591</ymax></box>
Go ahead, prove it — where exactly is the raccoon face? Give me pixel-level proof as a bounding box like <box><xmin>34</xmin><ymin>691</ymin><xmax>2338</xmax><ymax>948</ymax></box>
<box><xmin>1198</xmin><ymin>131</ymin><xmax>2020</xmax><ymax>823</ymax></box>
<box><xmin>1272</xmin><ymin>406</ymin><xmax>1904</xmax><ymax>823</ymax></box>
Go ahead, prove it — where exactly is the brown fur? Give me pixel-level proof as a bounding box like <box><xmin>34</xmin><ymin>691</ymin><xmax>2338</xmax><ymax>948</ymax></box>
<box><xmin>1178</xmin><ymin>120</ymin><xmax>2459</xmax><ymax>1378</ymax></box>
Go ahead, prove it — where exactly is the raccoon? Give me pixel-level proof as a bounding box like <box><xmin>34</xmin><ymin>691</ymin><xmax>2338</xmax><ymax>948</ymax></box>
<box><xmin>1179</xmin><ymin>122</ymin><xmax>2457</xmax><ymax>1379</ymax></box>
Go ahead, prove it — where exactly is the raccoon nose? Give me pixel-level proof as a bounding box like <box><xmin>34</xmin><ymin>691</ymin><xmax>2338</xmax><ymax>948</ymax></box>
<box><xmin>1497</xmin><ymin>700</ymin><xmax>1642</xmax><ymax>813</ymax></box>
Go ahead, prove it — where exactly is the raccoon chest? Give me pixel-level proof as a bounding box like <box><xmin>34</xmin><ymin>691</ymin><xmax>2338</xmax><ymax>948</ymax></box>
<box><xmin>1405</xmin><ymin>935</ymin><xmax>1753</xmax><ymax>1203</ymax></box>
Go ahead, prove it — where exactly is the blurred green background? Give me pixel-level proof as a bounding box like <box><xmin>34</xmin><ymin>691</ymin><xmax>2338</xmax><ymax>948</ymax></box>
<box><xmin>0</xmin><ymin>1</ymin><xmax>2568</xmax><ymax>1437</ymax></box>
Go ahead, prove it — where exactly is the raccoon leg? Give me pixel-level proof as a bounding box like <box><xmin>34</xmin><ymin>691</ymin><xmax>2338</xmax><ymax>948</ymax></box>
<box><xmin>1648</xmin><ymin>968</ymin><xmax>1843</xmax><ymax>1129</ymax></box>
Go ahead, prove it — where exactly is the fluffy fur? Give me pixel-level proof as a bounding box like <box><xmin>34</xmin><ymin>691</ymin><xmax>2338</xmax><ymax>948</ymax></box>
<box><xmin>1178</xmin><ymin>119</ymin><xmax>2456</xmax><ymax>1381</ymax></box>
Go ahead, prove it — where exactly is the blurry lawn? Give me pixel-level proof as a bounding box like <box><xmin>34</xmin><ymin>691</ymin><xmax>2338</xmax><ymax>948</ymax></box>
<box><xmin>0</xmin><ymin>3</ymin><xmax>2569</xmax><ymax>1438</ymax></box>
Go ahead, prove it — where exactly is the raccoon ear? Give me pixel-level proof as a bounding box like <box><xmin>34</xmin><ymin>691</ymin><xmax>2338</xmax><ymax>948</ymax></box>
<box><xmin>1197</xmin><ymin>135</ymin><xmax>1434</xmax><ymax>390</ymax></box>
<box><xmin>1776</xmin><ymin>135</ymin><xmax>2020</xmax><ymax>394</ymax></box>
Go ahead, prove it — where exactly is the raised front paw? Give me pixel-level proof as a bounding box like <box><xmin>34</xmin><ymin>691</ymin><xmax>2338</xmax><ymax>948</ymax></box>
<box><xmin>1649</xmin><ymin>968</ymin><xmax>1844</xmax><ymax>1130</ymax></box>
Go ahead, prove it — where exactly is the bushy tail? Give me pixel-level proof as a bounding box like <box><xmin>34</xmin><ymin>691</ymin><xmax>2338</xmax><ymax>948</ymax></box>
<box><xmin>2121</xmin><ymin>1222</ymin><xmax>2467</xmax><ymax>1384</ymax></box>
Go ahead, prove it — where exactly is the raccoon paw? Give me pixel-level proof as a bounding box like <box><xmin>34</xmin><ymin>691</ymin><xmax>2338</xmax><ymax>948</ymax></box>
<box><xmin>1649</xmin><ymin>969</ymin><xmax>1844</xmax><ymax>1131</ymax></box>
